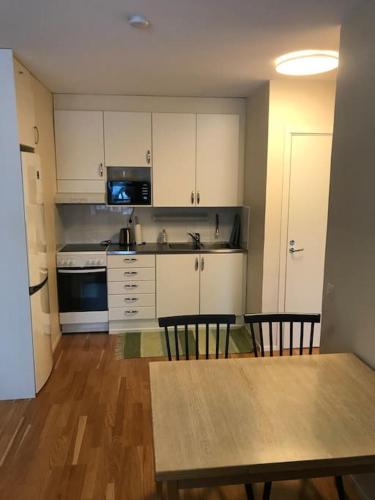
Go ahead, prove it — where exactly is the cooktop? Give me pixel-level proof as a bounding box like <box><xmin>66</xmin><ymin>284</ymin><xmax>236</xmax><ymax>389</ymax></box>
<box><xmin>59</xmin><ymin>243</ymin><xmax>109</xmax><ymax>253</ymax></box>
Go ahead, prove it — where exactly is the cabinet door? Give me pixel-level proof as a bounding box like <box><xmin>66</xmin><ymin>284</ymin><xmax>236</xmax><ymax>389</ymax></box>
<box><xmin>14</xmin><ymin>59</ymin><xmax>36</xmax><ymax>148</ymax></box>
<box><xmin>196</xmin><ymin>114</ymin><xmax>240</xmax><ymax>206</ymax></box>
<box><xmin>200</xmin><ymin>253</ymin><xmax>245</xmax><ymax>315</ymax></box>
<box><xmin>156</xmin><ymin>254</ymin><xmax>199</xmax><ymax>317</ymax></box>
<box><xmin>153</xmin><ymin>113</ymin><xmax>196</xmax><ymax>207</ymax></box>
<box><xmin>55</xmin><ymin>110</ymin><xmax>104</xmax><ymax>182</ymax></box>
<box><xmin>104</xmin><ymin>112</ymin><xmax>151</xmax><ymax>167</ymax></box>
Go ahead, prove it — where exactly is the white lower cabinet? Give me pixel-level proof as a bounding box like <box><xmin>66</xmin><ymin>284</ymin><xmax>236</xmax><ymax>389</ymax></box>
<box><xmin>156</xmin><ymin>254</ymin><xmax>200</xmax><ymax>317</ymax></box>
<box><xmin>107</xmin><ymin>255</ymin><xmax>156</xmax><ymax>328</ymax></box>
<box><xmin>199</xmin><ymin>253</ymin><xmax>244</xmax><ymax>315</ymax></box>
<box><xmin>156</xmin><ymin>253</ymin><xmax>245</xmax><ymax>318</ymax></box>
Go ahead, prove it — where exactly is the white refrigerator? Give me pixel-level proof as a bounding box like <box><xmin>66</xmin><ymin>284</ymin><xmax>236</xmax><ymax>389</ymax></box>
<box><xmin>21</xmin><ymin>152</ymin><xmax>53</xmax><ymax>393</ymax></box>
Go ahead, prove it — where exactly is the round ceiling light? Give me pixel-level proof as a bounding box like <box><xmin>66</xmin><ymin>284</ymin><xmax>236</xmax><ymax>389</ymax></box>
<box><xmin>275</xmin><ymin>50</ymin><xmax>339</xmax><ymax>76</ymax></box>
<box><xmin>128</xmin><ymin>14</ymin><xmax>150</xmax><ymax>29</ymax></box>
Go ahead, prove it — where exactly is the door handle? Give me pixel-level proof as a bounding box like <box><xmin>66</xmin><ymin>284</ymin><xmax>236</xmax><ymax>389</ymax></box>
<box><xmin>191</xmin><ymin>191</ymin><xmax>195</xmax><ymax>205</ymax></box>
<box><xmin>197</xmin><ymin>192</ymin><xmax>200</xmax><ymax>205</ymax></box>
<box><xmin>98</xmin><ymin>163</ymin><xmax>104</xmax><ymax>177</ymax></box>
<box><xmin>146</xmin><ymin>150</ymin><xmax>151</xmax><ymax>164</ymax></box>
<box><xmin>201</xmin><ymin>257</ymin><xmax>205</xmax><ymax>271</ymax></box>
<box><xmin>289</xmin><ymin>248</ymin><xmax>304</xmax><ymax>253</ymax></box>
<box><xmin>195</xmin><ymin>257</ymin><xmax>199</xmax><ymax>271</ymax></box>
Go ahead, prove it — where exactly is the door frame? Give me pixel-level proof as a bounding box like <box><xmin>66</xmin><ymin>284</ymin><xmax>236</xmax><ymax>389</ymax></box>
<box><xmin>277</xmin><ymin>129</ymin><xmax>333</xmax><ymax>314</ymax></box>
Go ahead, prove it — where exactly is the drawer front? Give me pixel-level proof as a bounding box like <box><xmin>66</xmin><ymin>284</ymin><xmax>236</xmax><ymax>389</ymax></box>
<box><xmin>108</xmin><ymin>267</ymin><xmax>155</xmax><ymax>282</ymax></box>
<box><xmin>109</xmin><ymin>306</ymin><xmax>155</xmax><ymax>321</ymax></box>
<box><xmin>108</xmin><ymin>293</ymin><xmax>155</xmax><ymax>308</ymax></box>
<box><xmin>108</xmin><ymin>255</ymin><xmax>155</xmax><ymax>269</ymax></box>
<box><xmin>108</xmin><ymin>281</ymin><xmax>156</xmax><ymax>295</ymax></box>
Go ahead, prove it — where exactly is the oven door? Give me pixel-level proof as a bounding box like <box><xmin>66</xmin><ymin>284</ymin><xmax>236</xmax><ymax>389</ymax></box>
<box><xmin>57</xmin><ymin>268</ymin><xmax>108</xmax><ymax>313</ymax></box>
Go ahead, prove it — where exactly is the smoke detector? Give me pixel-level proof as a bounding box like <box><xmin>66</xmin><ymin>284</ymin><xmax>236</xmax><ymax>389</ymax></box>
<box><xmin>128</xmin><ymin>14</ymin><xmax>151</xmax><ymax>29</ymax></box>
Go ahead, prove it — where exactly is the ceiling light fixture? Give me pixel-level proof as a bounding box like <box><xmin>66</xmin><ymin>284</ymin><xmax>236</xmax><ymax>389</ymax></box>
<box><xmin>275</xmin><ymin>50</ymin><xmax>339</xmax><ymax>76</ymax></box>
<box><xmin>128</xmin><ymin>14</ymin><xmax>151</xmax><ymax>29</ymax></box>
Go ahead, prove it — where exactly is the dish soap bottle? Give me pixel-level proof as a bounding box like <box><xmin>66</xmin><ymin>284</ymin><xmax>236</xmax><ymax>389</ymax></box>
<box><xmin>160</xmin><ymin>228</ymin><xmax>168</xmax><ymax>245</ymax></box>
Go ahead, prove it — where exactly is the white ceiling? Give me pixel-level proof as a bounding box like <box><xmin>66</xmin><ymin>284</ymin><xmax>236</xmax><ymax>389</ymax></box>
<box><xmin>0</xmin><ymin>0</ymin><xmax>362</xmax><ymax>97</ymax></box>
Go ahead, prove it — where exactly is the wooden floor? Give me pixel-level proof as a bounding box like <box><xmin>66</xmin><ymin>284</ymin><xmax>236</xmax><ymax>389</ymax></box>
<box><xmin>0</xmin><ymin>334</ymin><xmax>363</xmax><ymax>500</ymax></box>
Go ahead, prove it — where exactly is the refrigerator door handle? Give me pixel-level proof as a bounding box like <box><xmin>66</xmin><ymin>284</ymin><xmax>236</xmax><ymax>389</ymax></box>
<box><xmin>29</xmin><ymin>274</ymin><xmax>48</xmax><ymax>296</ymax></box>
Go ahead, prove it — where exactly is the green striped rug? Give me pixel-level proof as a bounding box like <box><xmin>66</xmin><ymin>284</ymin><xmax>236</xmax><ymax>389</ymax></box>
<box><xmin>115</xmin><ymin>326</ymin><xmax>253</xmax><ymax>359</ymax></box>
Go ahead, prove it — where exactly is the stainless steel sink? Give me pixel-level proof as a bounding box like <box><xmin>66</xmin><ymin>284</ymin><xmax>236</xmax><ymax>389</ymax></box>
<box><xmin>202</xmin><ymin>242</ymin><xmax>233</xmax><ymax>250</ymax></box>
<box><xmin>168</xmin><ymin>243</ymin><xmax>200</xmax><ymax>250</ymax></box>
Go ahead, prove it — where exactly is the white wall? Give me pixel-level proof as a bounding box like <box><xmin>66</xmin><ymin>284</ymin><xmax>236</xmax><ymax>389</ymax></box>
<box><xmin>244</xmin><ymin>83</ymin><xmax>270</xmax><ymax>312</ymax></box>
<box><xmin>321</xmin><ymin>3</ymin><xmax>375</xmax><ymax>497</ymax></box>
<box><xmin>0</xmin><ymin>50</ymin><xmax>35</xmax><ymax>399</ymax></box>
<box><xmin>262</xmin><ymin>80</ymin><xmax>336</xmax><ymax>312</ymax></box>
<box><xmin>57</xmin><ymin>206</ymin><xmax>243</xmax><ymax>246</ymax></box>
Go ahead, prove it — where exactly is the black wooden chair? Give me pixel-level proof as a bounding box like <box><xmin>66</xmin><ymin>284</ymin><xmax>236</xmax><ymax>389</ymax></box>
<box><xmin>158</xmin><ymin>314</ymin><xmax>255</xmax><ymax>499</ymax></box>
<box><xmin>244</xmin><ymin>313</ymin><xmax>346</xmax><ymax>500</ymax></box>
<box><xmin>158</xmin><ymin>314</ymin><xmax>236</xmax><ymax>360</ymax></box>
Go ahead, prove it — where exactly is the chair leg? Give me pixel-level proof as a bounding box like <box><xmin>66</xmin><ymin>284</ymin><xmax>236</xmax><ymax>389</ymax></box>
<box><xmin>335</xmin><ymin>476</ymin><xmax>346</xmax><ymax>500</ymax></box>
<box><xmin>263</xmin><ymin>481</ymin><xmax>272</xmax><ymax>500</ymax></box>
<box><xmin>244</xmin><ymin>483</ymin><xmax>254</xmax><ymax>500</ymax></box>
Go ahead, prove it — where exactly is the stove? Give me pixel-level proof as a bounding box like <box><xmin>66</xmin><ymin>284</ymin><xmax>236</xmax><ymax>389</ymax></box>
<box><xmin>57</xmin><ymin>243</ymin><xmax>108</xmax><ymax>333</ymax></box>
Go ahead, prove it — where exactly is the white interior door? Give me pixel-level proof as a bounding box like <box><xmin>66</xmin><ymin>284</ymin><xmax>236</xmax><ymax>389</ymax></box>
<box><xmin>284</xmin><ymin>133</ymin><xmax>332</xmax><ymax>347</ymax></box>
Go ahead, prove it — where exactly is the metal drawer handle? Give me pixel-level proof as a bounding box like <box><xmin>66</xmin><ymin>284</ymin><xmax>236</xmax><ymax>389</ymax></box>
<box><xmin>197</xmin><ymin>191</ymin><xmax>200</xmax><ymax>205</ymax></box>
<box><xmin>99</xmin><ymin>163</ymin><xmax>104</xmax><ymax>177</ymax></box>
<box><xmin>124</xmin><ymin>297</ymin><xmax>138</xmax><ymax>302</ymax></box>
<box><xmin>124</xmin><ymin>258</ymin><xmax>137</xmax><ymax>263</ymax></box>
<box><xmin>124</xmin><ymin>271</ymin><xmax>138</xmax><ymax>276</ymax></box>
<box><xmin>191</xmin><ymin>191</ymin><xmax>195</xmax><ymax>204</ymax></box>
<box><xmin>124</xmin><ymin>284</ymin><xmax>138</xmax><ymax>289</ymax></box>
<box><xmin>125</xmin><ymin>310</ymin><xmax>138</xmax><ymax>315</ymax></box>
<box><xmin>146</xmin><ymin>150</ymin><xmax>151</xmax><ymax>164</ymax></box>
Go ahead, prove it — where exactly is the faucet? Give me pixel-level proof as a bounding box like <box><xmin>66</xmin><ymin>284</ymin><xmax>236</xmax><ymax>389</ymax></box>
<box><xmin>187</xmin><ymin>232</ymin><xmax>201</xmax><ymax>248</ymax></box>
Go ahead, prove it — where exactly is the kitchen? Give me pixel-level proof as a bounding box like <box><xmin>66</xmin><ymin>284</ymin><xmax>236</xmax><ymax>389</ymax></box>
<box><xmin>1</xmin><ymin>0</ymin><xmax>375</xmax><ymax>499</ymax></box>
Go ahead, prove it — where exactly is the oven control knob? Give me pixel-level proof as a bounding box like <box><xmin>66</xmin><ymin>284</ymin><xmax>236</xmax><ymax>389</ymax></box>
<box><xmin>68</xmin><ymin>260</ymin><xmax>74</xmax><ymax>266</ymax></box>
<box><xmin>97</xmin><ymin>259</ymin><xmax>103</xmax><ymax>266</ymax></box>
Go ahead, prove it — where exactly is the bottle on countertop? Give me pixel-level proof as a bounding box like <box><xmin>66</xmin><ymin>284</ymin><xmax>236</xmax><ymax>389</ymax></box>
<box><xmin>134</xmin><ymin>216</ymin><xmax>143</xmax><ymax>245</ymax></box>
<box><xmin>159</xmin><ymin>228</ymin><xmax>168</xmax><ymax>245</ymax></box>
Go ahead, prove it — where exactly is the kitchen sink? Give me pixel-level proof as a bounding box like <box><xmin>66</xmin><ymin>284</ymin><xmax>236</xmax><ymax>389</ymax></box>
<box><xmin>168</xmin><ymin>243</ymin><xmax>201</xmax><ymax>250</ymax></box>
<box><xmin>202</xmin><ymin>242</ymin><xmax>234</xmax><ymax>250</ymax></box>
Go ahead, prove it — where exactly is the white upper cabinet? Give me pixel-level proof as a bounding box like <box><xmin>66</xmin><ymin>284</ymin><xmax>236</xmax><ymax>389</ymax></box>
<box><xmin>153</xmin><ymin>113</ymin><xmax>196</xmax><ymax>207</ymax></box>
<box><xmin>200</xmin><ymin>253</ymin><xmax>245</xmax><ymax>315</ymax></box>
<box><xmin>54</xmin><ymin>110</ymin><xmax>105</xmax><ymax>192</ymax></box>
<box><xmin>196</xmin><ymin>114</ymin><xmax>241</xmax><ymax>206</ymax></box>
<box><xmin>14</xmin><ymin>59</ymin><xmax>36</xmax><ymax>148</ymax></box>
<box><xmin>104</xmin><ymin>112</ymin><xmax>151</xmax><ymax>167</ymax></box>
<box><xmin>156</xmin><ymin>254</ymin><xmax>200</xmax><ymax>317</ymax></box>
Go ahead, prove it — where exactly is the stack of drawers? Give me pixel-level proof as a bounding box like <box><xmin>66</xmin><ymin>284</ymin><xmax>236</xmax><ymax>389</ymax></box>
<box><xmin>107</xmin><ymin>255</ymin><xmax>156</xmax><ymax>321</ymax></box>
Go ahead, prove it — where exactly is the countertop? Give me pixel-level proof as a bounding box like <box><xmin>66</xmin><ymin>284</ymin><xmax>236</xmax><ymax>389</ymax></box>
<box><xmin>107</xmin><ymin>242</ymin><xmax>246</xmax><ymax>255</ymax></box>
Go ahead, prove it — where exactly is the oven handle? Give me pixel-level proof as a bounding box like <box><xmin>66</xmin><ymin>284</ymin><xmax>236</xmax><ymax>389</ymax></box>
<box><xmin>57</xmin><ymin>268</ymin><xmax>106</xmax><ymax>274</ymax></box>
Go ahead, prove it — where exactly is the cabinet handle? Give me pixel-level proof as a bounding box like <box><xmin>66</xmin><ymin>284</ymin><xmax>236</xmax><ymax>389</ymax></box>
<box><xmin>125</xmin><ymin>310</ymin><xmax>138</xmax><ymax>315</ymax></box>
<box><xmin>191</xmin><ymin>191</ymin><xmax>195</xmax><ymax>205</ymax></box>
<box><xmin>201</xmin><ymin>257</ymin><xmax>205</xmax><ymax>271</ymax></box>
<box><xmin>124</xmin><ymin>297</ymin><xmax>138</xmax><ymax>302</ymax></box>
<box><xmin>124</xmin><ymin>284</ymin><xmax>138</xmax><ymax>289</ymax></box>
<box><xmin>195</xmin><ymin>257</ymin><xmax>199</xmax><ymax>271</ymax></box>
<box><xmin>124</xmin><ymin>258</ymin><xmax>137</xmax><ymax>263</ymax></box>
<box><xmin>33</xmin><ymin>126</ymin><xmax>39</xmax><ymax>145</ymax></box>
<box><xmin>197</xmin><ymin>192</ymin><xmax>200</xmax><ymax>205</ymax></box>
<box><xmin>146</xmin><ymin>150</ymin><xmax>151</xmax><ymax>164</ymax></box>
<box><xmin>99</xmin><ymin>163</ymin><xmax>104</xmax><ymax>177</ymax></box>
<box><xmin>124</xmin><ymin>271</ymin><xmax>138</xmax><ymax>276</ymax></box>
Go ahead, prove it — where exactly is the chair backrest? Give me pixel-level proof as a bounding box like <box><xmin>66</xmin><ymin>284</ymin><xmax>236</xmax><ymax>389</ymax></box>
<box><xmin>244</xmin><ymin>313</ymin><xmax>321</xmax><ymax>357</ymax></box>
<box><xmin>158</xmin><ymin>314</ymin><xmax>236</xmax><ymax>361</ymax></box>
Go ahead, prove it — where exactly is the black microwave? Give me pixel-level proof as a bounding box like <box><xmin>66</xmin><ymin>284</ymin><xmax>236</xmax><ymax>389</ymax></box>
<box><xmin>107</xmin><ymin>180</ymin><xmax>151</xmax><ymax>205</ymax></box>
<box><xmin>106</xmin><ymin>167</ymin><xmax>152</xmax><ymax>206</ymax></box>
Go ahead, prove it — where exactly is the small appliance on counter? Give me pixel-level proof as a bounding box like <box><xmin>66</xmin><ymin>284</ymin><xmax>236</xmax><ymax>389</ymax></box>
<box><xmin>56</xmin><ymin>243</ymin><xmax>108</xmax><ymax>333</ymax></box>
<box><xmin>107</xmin><ymin>166</ymin><xmax>151</xmax><ymax>206</ymax></box>
<box><xmin>119</xmin><ymin>227</ymin><xmax>133</xmax><ymax>246</ymax></box>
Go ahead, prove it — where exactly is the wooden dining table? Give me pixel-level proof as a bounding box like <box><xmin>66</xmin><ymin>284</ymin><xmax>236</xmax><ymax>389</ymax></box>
<box><xmin>149</xmin><ymin>353</ymin><xmax>375</xmax><ymax>499</ymax></box>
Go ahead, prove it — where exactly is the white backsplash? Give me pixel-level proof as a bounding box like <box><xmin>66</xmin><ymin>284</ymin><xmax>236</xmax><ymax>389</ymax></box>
<box><xmin>57</xmin><ymin>206</ymin><xmax>246</xmax><ymax>246</ymax></box>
